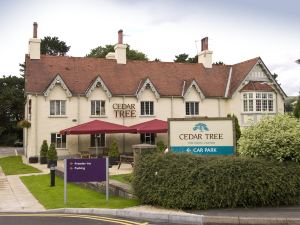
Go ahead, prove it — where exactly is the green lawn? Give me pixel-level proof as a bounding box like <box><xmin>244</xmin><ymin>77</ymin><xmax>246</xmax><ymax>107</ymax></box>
<box><xmin>21</xmin><ymin>174</ymin><xmax>139</xmax><ymax>209</ymax></box>
<box><xmin>0</xmin><ymin>156</ymin><xmax>41</xmax><ymax>175</ymax></box>
<box><xmin>109</xmin><ymin>173</ymin><xmax>132</xmax><ymax>184</ymax></box>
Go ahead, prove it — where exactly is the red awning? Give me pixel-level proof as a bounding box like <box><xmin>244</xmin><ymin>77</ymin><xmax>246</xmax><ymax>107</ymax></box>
<box><xmin>129</xmin><ymin>119</ymin><xmax>168</xmax><ymax>133</ymax></box>
<box><xmin>60</xmin><ymin>120</ymin><xmax>136</xmax><ymax>135</ymax></box>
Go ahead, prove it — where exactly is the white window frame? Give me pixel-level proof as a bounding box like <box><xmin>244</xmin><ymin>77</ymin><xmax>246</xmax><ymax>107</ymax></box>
<box><xmin>185</xmin><ymin>101</ymin><xmax>199</xmax><ymax>116</ymax></box>
<box><xmin>242</xmin><ymin>92</ymin><xmax>275</xmax><ymax>113</ymax></box>
<box><xmin>50</xmin><ymin>100</ymin><xmax>66</xmax><ymax>116</ymax></box>
<box><xmin>91</xmin><ymin>100</ymin><xmax>106</xmax><ymax>116</ymax></box>
<box><xmin>140</xmin><ymin>101</ymin><xmax>154</xmax><ymax>116</ymax></box>
<box><xmin>51</xmin><ymin>133</ymin><xmax>66</xmax><ymax>149</ymax></box>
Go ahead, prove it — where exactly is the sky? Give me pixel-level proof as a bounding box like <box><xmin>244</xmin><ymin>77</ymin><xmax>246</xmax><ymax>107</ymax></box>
<box><xmin>0</xmin><ymin>0</ymin><xmax>299</xmax><ymax>95</ymax></box>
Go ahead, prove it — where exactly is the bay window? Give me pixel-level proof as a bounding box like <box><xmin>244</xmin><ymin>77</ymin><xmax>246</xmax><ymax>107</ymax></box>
<box><xmin>243</xmin><ymin>92</ymin><xmax>274</xmax><ymax>113</ymax></box>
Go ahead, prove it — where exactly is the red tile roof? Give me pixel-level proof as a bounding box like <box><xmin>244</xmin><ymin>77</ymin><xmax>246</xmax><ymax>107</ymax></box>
<box><xmin>25</xmin><ymin>55</ymin><xmax>260</xmax><ymax>98</ymax></box>
<box><xmin>240</xmin><ymin>81</ymin><xmax>274</xmax><ymax>92</ymax></box>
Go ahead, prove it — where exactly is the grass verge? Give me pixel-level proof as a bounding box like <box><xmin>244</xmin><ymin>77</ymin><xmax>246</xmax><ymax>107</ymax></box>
<box><xmin>0</xmin><ymin>156</ymin><xmax>41</xmax><ymax>175</ymax></box>
<box><xmin>21</xmin><ymin>174</ymin><xmax>139</xmax><ymax>209</ymax></box>
<box><xmin>110</xmin><ymin>173</ymin><xmax>132</xmax><ymax>184</ymax></box>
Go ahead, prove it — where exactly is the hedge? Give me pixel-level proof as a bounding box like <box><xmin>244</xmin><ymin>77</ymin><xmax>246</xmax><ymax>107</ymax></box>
<box><xmin>133</xmin><ymin>153</ymin><xmax>300</xmax><ymax>209</ymax></box>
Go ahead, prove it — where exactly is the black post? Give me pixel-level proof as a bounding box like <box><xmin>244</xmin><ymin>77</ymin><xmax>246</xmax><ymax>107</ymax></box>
<box><xmin>50</xmin><ymin>164</ymin><xmax>56</xmax><ymax>187</ymax></box>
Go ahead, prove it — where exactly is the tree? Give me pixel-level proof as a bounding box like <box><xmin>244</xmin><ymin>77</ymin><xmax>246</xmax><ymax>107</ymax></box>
<box><xmin>174</xmin><ymin>53</ymin><xmax>197</xmax><ymax>63</ymax></box>
<box><xmin>238</xmin><ymin>114</ymin><xmax>300</xmax><ymax>162</ymax></box>
<box><xmin>227</xmin><ymin>114</ymin><xmax>241</xmax><ymax>146</ymax></box>
<box><xmin>296</xmin><ymin>59</ymin><xmax>300</xmax><ymax>64</ymax></box>
<box><xmin>86</xmin><ymin>44</ymin><xmax>148</xmax><ymax>61</ymax></box>
<box><xmin>41</xmin><ymin>36</ymin><xmax>70</xmax><ymax>56</ymax></box>
<box><xmin>0</xmin><ymin>76</ymin><xmax>25</xmax><ymax>145</ymax></box>
<box><xmin>293</xmin><ymin>93</ymin><xmax>300</xmax><ymax>118</ymax></box>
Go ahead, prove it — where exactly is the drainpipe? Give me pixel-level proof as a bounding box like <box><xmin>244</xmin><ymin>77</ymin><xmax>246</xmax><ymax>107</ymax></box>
<box><xmin>171</xmin><ymin>96</ymin><xmax>174</xmax><ymax>118</ymax></box>
<box><xmin>218</xmin><ymin>98</ymin><xmax>221</xmax><ymax>117</ymax></box>
<box><xmin>122</xmin><ymin>96</ymin><xmax>125</xmax><ymax>153</ymax></box>
<box><xmin>35</xmin><ymin>94</ymin><xmax>38</xmax><ymax>157</ymax></box>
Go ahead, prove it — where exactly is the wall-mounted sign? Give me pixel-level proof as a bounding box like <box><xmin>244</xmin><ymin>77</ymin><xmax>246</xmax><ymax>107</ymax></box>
<box><xmin>113</xmin><ymin>104</ymin><xmax>136</xmax><ymax>118</ymax></box>
<box><xmin>168</xmin><ymin>118</ymin><xmax>235</xmax><ymax>155</ymax></box>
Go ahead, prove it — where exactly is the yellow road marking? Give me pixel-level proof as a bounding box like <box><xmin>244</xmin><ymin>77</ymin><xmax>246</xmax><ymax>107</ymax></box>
<box><xmin>0</xmin><ymin>213</ymin><xmax>147</xmax><ymax>225</ymax></box>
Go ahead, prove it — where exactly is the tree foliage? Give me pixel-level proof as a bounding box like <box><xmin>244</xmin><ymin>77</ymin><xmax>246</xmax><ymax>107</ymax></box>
<box><xmin>47</xmin><ymin>143</ymin><xmax>58</xmax><ymax>161</ymax></box>
<box><xmin>40</xmin><ymin>140</ymin><xmax>48</xmax><ymax>157</ymax></box>
<box><xmin>174</xmin><ymin>53</ymin><xmax>197</xmax><ymax>63</ymax></box>
<box><xmin>294</xmin><ymin>93</ymin><xmax>300</xmax><ymax>118</ymax></box>
<box><xmin>41</xmin><ymin>36</ymin><xmax>70</xmax><ymax>56</ymax></box>
<box><xmin>0</xmin><ymin>76</ymin><xmax>25</xmax><ymax>145</ymax></box>
<box><xmin>86</xmin><ymin>44</ymin><xmax>148</xmax><ymax>61</ymax></box>
<box><xmin>296</xmin><ymin>59</ymin><xmax>300</xmax><ymax>64</ymax></box>
<box><xmin>238</xmin><ymin>114</ymin><xmax>300</xmax><ymax>162</ymax></box>
<box><xmin>227</xmin><ymin>114</ymin><xmax>241</xmax><ymax>145</ymax></box>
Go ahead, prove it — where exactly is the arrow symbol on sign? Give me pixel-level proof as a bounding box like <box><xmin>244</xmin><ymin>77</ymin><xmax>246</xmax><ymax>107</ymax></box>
<box><xmin>186</xmin><ymin>148</ymin><xmax>191</xmax><ymax>153</ymax></box>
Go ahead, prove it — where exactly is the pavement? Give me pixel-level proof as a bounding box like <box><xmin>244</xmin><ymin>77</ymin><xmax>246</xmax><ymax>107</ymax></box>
<box><xmin>0</xmin><ymin>151</ymin><xmax>300</xmax><ymax>224</ymax></box>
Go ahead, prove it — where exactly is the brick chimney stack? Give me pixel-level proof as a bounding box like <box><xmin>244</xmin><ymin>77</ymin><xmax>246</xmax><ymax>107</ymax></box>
<box><xmin>28</xmin><ymin>22</ymin><xmax>41</xmax><ymax>60</ymax></box>
<box><xmin>33</xmin><ymin>22</ymin><xmax>38</xmax><ymax>38</ymax></box>
<box><xmin>118</xmin><ymin>29</ymin><xmax>123</xmax><ymax>44</ymax></box>
<box><xmin>114</xmin><ymin>29</ymin><xmax>127</xmax><ymax>64</ymax></box>
<box><xmin>198</xmin><ymin>37</ymin><xmax>213</xmax><ymax>68</ymax></box>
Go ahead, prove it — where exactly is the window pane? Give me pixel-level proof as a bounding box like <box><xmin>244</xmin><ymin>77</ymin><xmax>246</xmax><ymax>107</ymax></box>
<box><xmin>185</xmin><ymin>103</ymin><xmax>190</xmax><ymax>115</ymax></box>
<box><xmin>268</xmin><ymin>100</ymin><xmax>273</xmax><ymax>111</ymax></box>
<box><xmin>256</xmin><ymin>100</ymin><xmax>261</xmax><ymax>111</ymax></box>
<box><xmin>100</xmin><ymin>134</ymin><xmax>105</xmax><ymax>147</ymax></box>
<box><xmin>56</xmin><ymin>101</ymin><xmax>60</xmax><ymax>115</ymax></box>
<box><xmin>140</xmin><ymin>134</ymin><xmax>145</xmax><ymax>143</ymax></box>
<box><xmin>101</xmin><ymin>101</ymin><xmax>105</xmax><ymax>115</ymax></box>
<box><xmin>262</xmin><ymin>100</ymin><xmax>268</xmax><ymax>111</ymax></box>
<box><xmin>262</xmin><ymin>93</ymin><xmax>267</xmax><ymax>99</ymax></box>
<box><xmin>151</xmin><ymin>133</ymin><xmax>155</xmax><ymax>145</ymax></box>
<box><xmin>191</xmin><ymin>102</ymin><xmax>195</xmax><ymax>115</ymax></box>
<box><xmin>249</xmin><ymin>93</ymin><xmax>253</xmax><ymax>99</ymax></box>
<box><xmin>268</xmin><ymin>94</ymin><xmax>273</xmax><ymax>99</ymax></box>
<box><xmin>141</xmin><ymin>102</ymin><xmax>145</xmax><ymax>115</ymax></box>
<box><xmin>61</xmin><ymin>101</ymin><xmax>66</xmax><ymax>115</ymax></box>
<box><xmin>50</xmin><ymin>101</ymin><xmax>55</xmax><ymax>115</ymax></box>
<box><xmin>243</xmin><ymin>93</ymin><xmax>247</xmax><ymax>99</ymax></box>
<box><xmin>256</xmin><ymin>93</ymin><xmax>261</xmax><ymax>98</ymax></box>
<box><xmin>243</xmin><ymin>100</ymin><xmax>248</xmax><ymax>112</ymax></box>
<box><xmin>150</xmin><ymin>102</ymin><xmax>153</xmax><ymax>115</ymax></box>
<box><xmin>249</xmin><ymin>100</ymin><xmax>253</xmax><ymax>111</ymax></box>
<box><xmin>51</xmin><ymin>133</ymin><xmax>56</xmax><ymax>144</ymax></box>
<box><xmin>95</xmin><ymin>101</ymin><xmax>100</xmax><ymax>115</ymax></box>
<box><xmin>91</xmin><ymin>101</ymin><xmax>95</xmax><ymax>115</ymax></box>
<box><xmin>145</xmin><ymin>102</ymin><xmax>149</xmax><ymax>114</ymax></box>
<box><xmin>91</xmin><ymin>134</ymin><xmax>95</xmax><ymax>147</ymax></box>
<box><xmin>62</xmin><ymin>134</ymin><xmax>66</xmax><ymax>148</ymax></box>
<box><xmin>195</xmin><ymin>102</ymin><xmax>199</xmax><ymax>115</ymax></box>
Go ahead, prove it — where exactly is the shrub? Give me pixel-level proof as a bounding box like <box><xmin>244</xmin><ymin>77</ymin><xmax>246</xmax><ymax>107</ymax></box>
<box><xmin>17</xmin><ymin>120</ymin><xmax>31</xmax><ymax>128</ymax></box>
<box><xmin>133</xmin><ymin>153</ymin><xmax>300</xmax><ymax>209</ymax></box>
<box><xmin>108</xmin><ymin>139</ymin><xmax>119</xmax><ymax>157</ymax></box>
<box><xmin>238</xmin><ymin>114</ymin><xmax>300</xmax><ymax>162</ymax></box>
<box><xmin>156</xmin><ymin>140</ymin><xmax>166</xmax><ymax>153</ymax></box>
<box><xmin>47</xmin><ymin>143</ymin><xmax>58</xmax><ymax>161</ymax></box>
<box><xmin>227</xmin><ymin>113</ymin><xmax>241</xmax><ymax>144</ymax></box>
<box><xmin>40</xmin><ymin>140</ymin><xmax>48</xmax><ymax>157</ymax></box>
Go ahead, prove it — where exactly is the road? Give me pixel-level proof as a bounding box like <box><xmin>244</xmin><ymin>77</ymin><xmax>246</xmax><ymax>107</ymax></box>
<box><xmin>0</xmin><ymin>213</ymin><xmax>179</xmax><ymax>225</ymax></box>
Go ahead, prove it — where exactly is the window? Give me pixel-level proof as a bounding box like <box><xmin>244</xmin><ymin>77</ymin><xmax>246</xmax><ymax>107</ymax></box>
<box><xmin>243</xmin><ymin>92</ymin><xmax>274</xmax><ymax>113</ymax></box>
<box><xmin>51</xmin><ymin>133</ymin><xmax>66</xmax><ymax>148</ymax></box>
<box><xmin>141</xmin><ymin>101</ymin><xmax>154</xmax><ymax>116</ymax></box>
<box><xmin>140</xmin><ymin>133</ymin><xmax>155</xmax><ymax>145</ymax></box>
<box><xmin>90</xmin><ymin>134</ymin><xmax>105</xmax><ymax>147</ymax></box>
<box><xmin>91</xmin><ymin>100</ymin><xmax>105</xmax><ymax>116</ymax></box>
<box><xmin>186</xmin><ymin>102</ymin><xmax>199</xmax><ymax>115</ymax></box>
<box><xmin>50</xmin><ymin>100</ymin><xmax>66</xmax><ymax>115</ymax></box>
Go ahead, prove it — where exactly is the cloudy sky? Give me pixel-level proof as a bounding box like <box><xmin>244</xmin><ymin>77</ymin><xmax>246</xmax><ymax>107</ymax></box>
<box><xmin>0</xmin><ymin>0</ymin><xmax>299</xmax><ymax>95</ymax></box>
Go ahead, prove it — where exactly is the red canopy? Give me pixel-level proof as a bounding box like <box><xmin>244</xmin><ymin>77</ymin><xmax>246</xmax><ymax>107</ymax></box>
<box><xmin>60</xmin><ymin>120</ymin><xmax>136</xmax><ymax>135</ymax></box>
<box><xmin>129</xmin><ymin>119</ymin><xmax>168</xmax><ymax>133</ymax></box>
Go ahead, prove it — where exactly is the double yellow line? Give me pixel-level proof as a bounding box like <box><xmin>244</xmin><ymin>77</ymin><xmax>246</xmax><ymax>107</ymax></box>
<box><xmin>0</xmin><ymin>213</ymin><xmax>148</xmax><ymax>225</ymax></box>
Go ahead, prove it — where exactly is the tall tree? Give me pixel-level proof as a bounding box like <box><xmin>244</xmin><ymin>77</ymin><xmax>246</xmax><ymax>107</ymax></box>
<box><xmin>0</xmin><ymin>76</ymin><xmax>25</xmax><ymax>145</ymax></box>
<box><xmin>293</xmin><ymin>93</ymin><xmax>300</xmax><ymax>118</ymax></box>
<box><xmin>174</xmin><ymin>53</ymin><xmax>197</xmax><ymax>63</ymax></box>
<box><xmin>86</xmin><ymin>44</ymin><xmax>148</xmax><ymax>60</ymax></box>
<box><xmin>41</xmin><ymin>36</ymin><xmax>70</xmax><ymax>56</ymax></box>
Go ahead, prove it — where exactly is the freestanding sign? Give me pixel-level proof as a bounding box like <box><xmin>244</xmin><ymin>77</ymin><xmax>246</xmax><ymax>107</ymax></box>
<box><xmin>168</xmin><ymin>118</ymin><xmax>235</xmax><ymax>155</ymax></box>
<box><xmin>64</xmin><ymin>158</ymin><xmax>109</xmax><ymax>204</ymax></box>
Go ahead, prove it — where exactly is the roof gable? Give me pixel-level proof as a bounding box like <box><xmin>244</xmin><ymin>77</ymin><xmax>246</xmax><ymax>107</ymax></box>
<box><xmin>43</xmin><ymin>74</ymin><xmax>72</xmax><ymax>97</ymax></box>
<box><xmin>136</xmin><ymin>78</ymin><xmax>160</xmax><ymax>99</ymax></box>
<box><xmin>85</xmin><ymin>75</ymin><xmax>112</xmax><ymax>98</ymax></box>
<box><xmin>183</xmin><ymin>80</ymin><xmax>205</xmax><ymax>99</ymax></box>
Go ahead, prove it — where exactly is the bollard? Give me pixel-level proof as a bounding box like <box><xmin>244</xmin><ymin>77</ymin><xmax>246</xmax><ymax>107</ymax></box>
<box><xmin>50</xmin><ymin>164</ymin><xmax>56</xmax><ymax>187</ymax></box>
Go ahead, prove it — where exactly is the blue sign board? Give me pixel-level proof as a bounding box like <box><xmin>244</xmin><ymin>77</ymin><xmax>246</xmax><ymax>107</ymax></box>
<box><xmin>171</xmin><ymin>146</ymin><xmax>234</xmax><ymax>155</ymax></box>
<box><xmin>66</xmin><ymin>158</ymin><xmax>106</xmax><ymax>182</ymax></box>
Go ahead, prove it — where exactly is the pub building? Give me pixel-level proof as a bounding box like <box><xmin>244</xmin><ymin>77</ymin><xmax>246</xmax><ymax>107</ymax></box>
<box><xmin>24</xmin><ymin>23</ymin><xmax>286</xmax><ymax>159</ymax></box>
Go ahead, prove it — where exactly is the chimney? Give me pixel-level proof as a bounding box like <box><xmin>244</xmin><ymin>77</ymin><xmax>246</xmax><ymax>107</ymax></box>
<box><xmin>28</xmin><ymin>22</ymin><xmax>41</xmax><ymax>60</ymax></box>
<box><xmin>114</xmin><ymin>29</ymin><xmax>127</xmax><ymax>64</ymax></box>
<box><xmin>198</xmin><ymin>37</ymin><xmax>213</xmax><ymax>68</ymax></box>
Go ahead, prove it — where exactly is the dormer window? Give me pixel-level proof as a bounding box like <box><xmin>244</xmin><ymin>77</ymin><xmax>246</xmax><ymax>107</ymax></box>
<box><xmin>243</xmin><ymin>92</ymin><xmax>274</xmax><ymax>113</ymax></box>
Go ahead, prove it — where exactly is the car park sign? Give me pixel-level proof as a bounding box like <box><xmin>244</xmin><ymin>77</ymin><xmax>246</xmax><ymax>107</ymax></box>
<box><xmin>168</xmin><ymin>118</ymin><xmax>235</xmax><ymax>155</ymax></box>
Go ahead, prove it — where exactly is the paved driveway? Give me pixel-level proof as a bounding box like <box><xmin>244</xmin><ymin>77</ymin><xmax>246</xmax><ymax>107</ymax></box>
<box><xmin>0</xmin><ymin>147</ymin><xmax>23</xmax><ymax>157</ymax></box>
